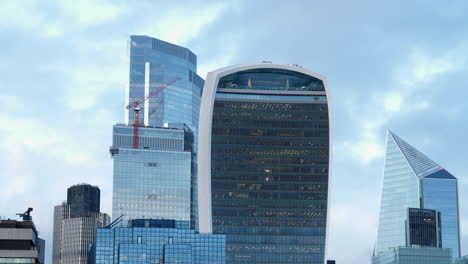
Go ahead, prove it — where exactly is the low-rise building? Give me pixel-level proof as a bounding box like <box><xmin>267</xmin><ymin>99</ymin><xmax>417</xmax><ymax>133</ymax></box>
<box><xmin>90</xmin><ymin>219</ymin><xmax>226</xmax><ymax>264</ymax></box>
<box><xmin>372</xmin><ymin>247</ymin><xmax>452</xmax><ymax>264</ymax></box>
<box><xmin>0</xmin><ymin>219</ymin><xmax>45</xmax><ymax>264</ymax></box>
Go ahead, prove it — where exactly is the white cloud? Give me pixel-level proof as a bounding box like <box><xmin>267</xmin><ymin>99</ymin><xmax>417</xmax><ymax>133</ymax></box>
<box><xmin>0</xmin><ymin>95</ymin><xmax>23</xmax><ymax>109</ymax></box>
<box><xmin>0</xmin><ymin>0</ymin><xmax>123</xmax><ymax>38</ymax></box>
<box><xmin>342</xmin><ymin>45</ymin><xmax>468</xmax><ymax>164</ymax></box>
<box><xmin>330</xmin><ymin>203</ymin><xmax>378</xmax><ymax>239</ymax></box>
<box><xmin>399</xmin><ymin>48</ymin><xmax>465</xmax><ymax>88</ymax></box>
<box><xmin>383</xmin><ymin>92</ymin><xmax>403</xmax><ymax>113</ymax></box>
<box><xmin>341</xmin><ymin>141</ymin><xmax>385</xmax><ymax>164</ymax></box>
<box><xmin>63</xmin><ymin>63</ymin><xmax>126</xmax><ymax>110</ymax></box>
<box><xmin>198</xmin><ymin>54</ymin><xmax>234</xmax><ymax>78</ymax></box>
<box><xmin>328</xmin><ymin>203</ymin><xmax>378</xmax><ymax>262</ymax></box>
<box><xmin>0</xmin><ymin>0</ymin><xmax>42</xmax><ymax>29</ymax></box>
<box><xmin>139</xmin><ymin>3</ymin><xmax>227</xmax><ymax>45</ymax></box>
<box><xmin>0</xmin><ymin>0</ymin><xmax>63</xmax><ymax>38</ymax></box>
<box><xmin>42</xmin><ymin>22</ymin><xmax>64</xmax><ymax>38</ymax></box>
<box><xmin>57</xmin><ymin>0</ymin><xmax>123</xmax><ymax>26</ymax></box>
<box><xmin>0</xmin><ymin>113</ymin><xmax>91</xmax><ymax>165</ymax></box>
<box><xmin>414</xmin><ymin>100</ymin><xmax>430</xmax><ymax>111</ymax></box>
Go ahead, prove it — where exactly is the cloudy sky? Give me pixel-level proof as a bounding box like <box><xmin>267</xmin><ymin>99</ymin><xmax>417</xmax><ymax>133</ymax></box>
<box><xmin>1</xmin><ymin>0</ymin><xmax>467</xmax><ymax>263</ymax></box>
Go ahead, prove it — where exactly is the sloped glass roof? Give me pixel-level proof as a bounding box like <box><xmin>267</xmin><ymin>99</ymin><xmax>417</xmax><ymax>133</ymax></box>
<box><xmin>388</xmin><ymin>131</ymin><xmax>442</xmax><ymax>178</ymax></box>
<box><xmin>424</xmin><ymin>168</ymin><xmax>456</xmax><ymax>179</ymax></box>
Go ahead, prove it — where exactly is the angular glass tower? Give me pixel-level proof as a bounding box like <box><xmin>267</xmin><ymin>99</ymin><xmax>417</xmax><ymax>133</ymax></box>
<box><xmin>128</xmin><ymin>35</ymin><xmax>204</xmax><ymax>134</ymax></box>
<box><xmin>112</xmin><ymin>36</ymin><xmax>204</xmax><ymax>226</ymax></box>
<box><xmin>197</xmin><ymin>63</ymin><xmax>331</xmax><ymax>263</ymax></box>
<box><xmin>375</xmin><ymin>131</ymin><xmax>460</xmax><ymax>260</ymax></box>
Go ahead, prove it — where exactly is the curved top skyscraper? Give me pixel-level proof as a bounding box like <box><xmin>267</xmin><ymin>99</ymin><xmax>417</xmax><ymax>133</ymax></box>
<box><xmin>197</xmin><ymin>63</ymin><xmax>332</xmax><ymax>263</ymax></box>
<box><xmin>374</xmin><ymin>131</ymin><xmax>460</xmax><ymax>262</ymax></box>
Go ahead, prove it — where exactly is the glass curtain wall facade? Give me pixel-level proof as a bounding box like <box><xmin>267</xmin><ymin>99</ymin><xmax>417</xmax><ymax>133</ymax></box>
<box><xmin>198</xmin><ymin>64</ymin><xmax>331</xmax><ymax>264</ymax></box>
<box><xmin>128</xmin><ymin>35</ymin><xmax>203</xmax><ymax>134</ymax></box>
<box><xmin>421</xmin><ymin>175</ymin><xmax>460</xmax><ymax>257</ymax></box>
<box><xmin>91</xmin><ymin>219</ymin><xmax>226</xmax><ymax>264</ymax></box>
<box><xmin>372</xmin><ymin>247</ymin><xmax>452</xmax><ymax>264</ymax></box>
<box><xmin>111</xmin><ymin>124</ymin><xmax>193</xmax><ymax>225</ymax></box>
<box><xmin>407</xmin><ymin>208</ymin><xmax>441</xmax><ymax>248</ymax></box>
<box><xmin>125</xmin><ymin>36</ymin><xmax>203</xmax><ymax>228</ymax></box>
<box><xmin>373</xmin><ymin>131</ymin><xmax>460</xmax><ymax>262</ymax></box>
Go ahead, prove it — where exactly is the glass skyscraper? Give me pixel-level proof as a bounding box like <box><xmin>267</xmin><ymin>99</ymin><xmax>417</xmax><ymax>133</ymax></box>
<box><xmin>111</xmin><ymin>124</ymin><xmax>193</xmax><ymax>225</ymax></box>
<box><xmin>373</xmin><ymin>131</ymin><xmax>460</xmax><ymax>263</ymax></box>
<box><xmin>114</xmin><ymin>36</ymin><xmax>204</xmax><ymax>226</ymax></box>
<box><xmin>127</xmin><ymin>35</ymin><xmax>204</xmax><ymax>134</ymax></box>
<box><xmin>197</xmin><ymin>63</ymin><xmax>331</xmax><ymax>263</ymax></box>
<box><xmin>90</xmin><ymin>219</ymin><xmax>226</xmax><ymax>264</ymax></box>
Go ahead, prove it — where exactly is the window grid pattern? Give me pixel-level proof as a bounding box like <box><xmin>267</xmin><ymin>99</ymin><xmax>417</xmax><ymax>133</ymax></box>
<box><xmin>211</xmin><ymin>90</ymin><xmax>329</xmax><ymax>264</ymax></box>
<box><xmin>112</xmin><ymin>148</ymin><xmax>191</xmax><ymax>224</ymax></box>
<box><xmin>94</xmin><ymin>227</ymin><xmax>226</xmax><ymax>264</ymax></box>
<box><xmin>375</xmin><ymin>134</ymin><xmax>420</xmax><ymax>253</ymax></box>
<box><xmin>372</xmin><ymin>247</ymin><xmax>452</xmax><ymax>264</ymax></box>
<box><xmin>60</xmin><ymin>215</ymin><xmax>110</xmax><ymax>264</ymax></box>
<box><xmin>128</xmin><ymin>35</ymin><xmax>202</xmax><ymax>230</ymax></box>
<box><xmin>422</xmin><ymin>177</ymin><xmax>460</xmax><ymax>258</ymax></box>
<box><xmin>128</xmin><ymin>35</ymin><xmax>202</xmax><ymax>136</ymax></box>
<box><xmin>112</xmin><ymin>125</ymin><xmax>193</xmax><ymax>224</ymax></box>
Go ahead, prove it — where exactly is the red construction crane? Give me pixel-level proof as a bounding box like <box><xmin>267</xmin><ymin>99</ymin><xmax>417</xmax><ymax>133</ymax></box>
<box><xmin>126</xmin><ymin>77</ymin><xmax>181</xmax><ymax>149</ymax></box>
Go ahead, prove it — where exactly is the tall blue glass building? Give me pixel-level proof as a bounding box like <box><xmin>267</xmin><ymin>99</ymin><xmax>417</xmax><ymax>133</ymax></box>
<box><xmin>128</xmin><ymin>35</ymin><xmax>204</xmax><ymax>133</ymax></box>
<box><xmin>373</xmin><ymin>131</ymin><xmax>460</xmax><ymax>263</ymax></box>
<box><xmin>197</xmin><ymin>63</ymin><xmax>332</xmax><ymax>263</ymax></box>
<box><xmin>111</xmin><ymin>124</ymin><xmax>193</xmax><ymax>225</ymax></box>
<box><xmin>91</xmin><ymin>219</ymin><xmax>226</xmax><ymax>264</ymax></box>
<box><xmin>112</xmin><ymin>36</ymin><xmax>204</xmax><ymax>225</ymax></box>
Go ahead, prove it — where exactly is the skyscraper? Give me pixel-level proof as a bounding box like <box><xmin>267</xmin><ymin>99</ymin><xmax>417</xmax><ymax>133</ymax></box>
<box><xmin>197</xmin><ymin>63</ymin><xmax>332</xmax><ymax>263</ymax></box>
<box><xmin>111</xmin><ymin>123</ymin><xmax>194</xmax><ymax>225</ymax></box>
<box><xmin>127</xmin><ymin>35</ymin><xmax>204</xmax><ymax>134</ymax></box>
<box><xmin>67</xmin><ymin>184</ymin><xmax>100</xmax><ymax>218</ymax></box>
<box><xmin>113</xmin><ymin>36</ymin><xmax>204</xmax><ymax>226</ymax></box>
<box><xmin>52</xmin><ymin>184</ymin><xmax>110</xmax><ymax>264</ymax></box>
<box><xmin>373</xmin><ymin>131</ymin><xmax>460</xmax><ymax>263</ymax></box>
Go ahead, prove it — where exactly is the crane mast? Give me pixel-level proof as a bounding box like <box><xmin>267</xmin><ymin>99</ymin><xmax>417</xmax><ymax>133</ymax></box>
<box><xmin>126</xmin><ymin>77</ymin><xmax>181</xmax><ymax>149</ymax></box>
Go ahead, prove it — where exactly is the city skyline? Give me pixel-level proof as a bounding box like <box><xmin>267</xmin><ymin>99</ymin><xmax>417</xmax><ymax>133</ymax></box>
<box><xmin>1</xmin><ymin>1</ymin><xmax>468</xmax><ymax>263</ymax></box>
